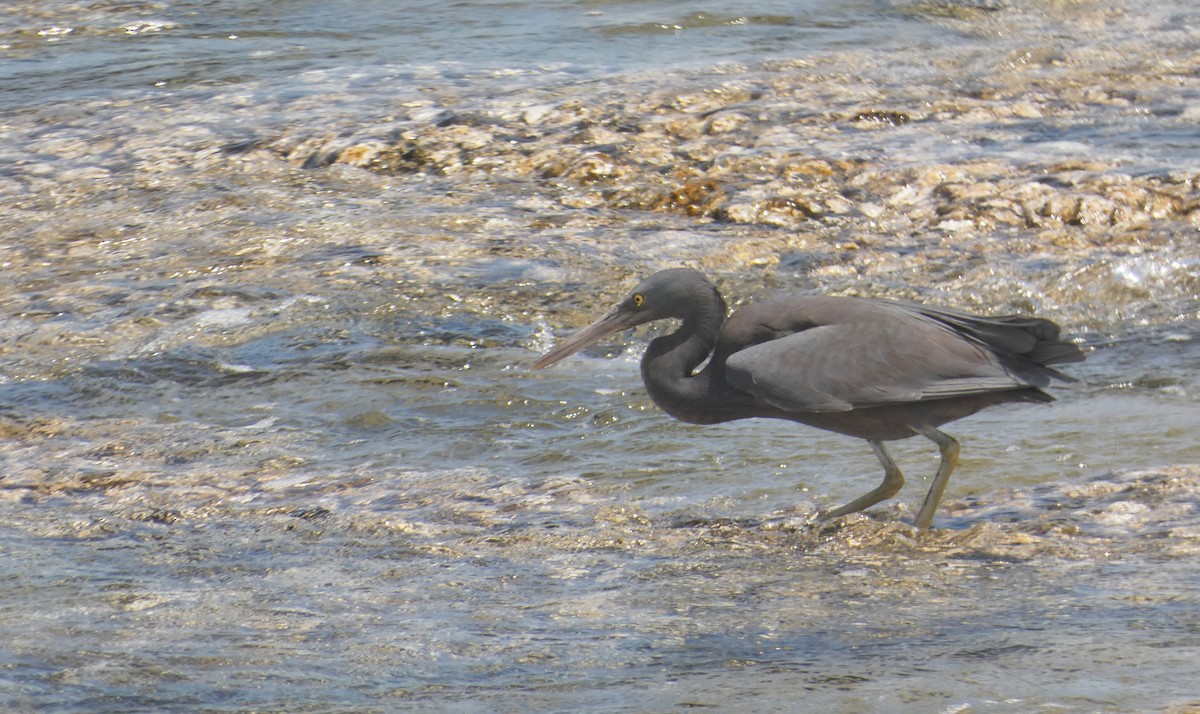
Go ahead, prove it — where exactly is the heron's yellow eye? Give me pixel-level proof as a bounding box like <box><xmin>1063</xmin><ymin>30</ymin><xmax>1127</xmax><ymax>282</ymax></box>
<box><xmin>632</xmin><ymin>293</ymin><xmax>645</xmax><ymax>308</ymax></box>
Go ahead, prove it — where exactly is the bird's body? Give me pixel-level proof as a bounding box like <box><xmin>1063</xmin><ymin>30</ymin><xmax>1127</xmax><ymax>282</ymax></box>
<box><xmin>533</xmin><ymin>268</ymin><xmax>1083</xmax><ymax>528</ymax></box>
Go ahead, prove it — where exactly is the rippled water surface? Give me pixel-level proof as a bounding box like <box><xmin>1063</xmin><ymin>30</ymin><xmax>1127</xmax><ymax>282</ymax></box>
<box><xmin>0</xmin><ymin>0</ymin><xmax>944</xmax><ymax>105</ymax></box>
<box><xmin>2</xmin><ymin>0</ymin><xmax>1200</xmax><ymax>711</ymax></box>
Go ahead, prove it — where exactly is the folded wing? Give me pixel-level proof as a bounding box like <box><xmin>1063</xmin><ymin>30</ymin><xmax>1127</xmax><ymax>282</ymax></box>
<box><xmin>723</xmin><ymin>309</ymin><xmax>1038</xmax><ymax>414</ymax></box>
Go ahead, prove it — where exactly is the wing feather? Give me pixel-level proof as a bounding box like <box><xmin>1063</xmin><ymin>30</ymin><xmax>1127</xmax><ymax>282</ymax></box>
<box><xmin>724</xmin><ymin>317</ymin><xmax>1028</xmax><ymax>413</ymax></box>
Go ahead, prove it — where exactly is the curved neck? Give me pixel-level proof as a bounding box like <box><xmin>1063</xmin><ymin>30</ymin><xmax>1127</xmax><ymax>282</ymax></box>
<box><xmin>640</xmin><ymin>290</ymin><xmax>739</xmax><ymax>424</ymax></box>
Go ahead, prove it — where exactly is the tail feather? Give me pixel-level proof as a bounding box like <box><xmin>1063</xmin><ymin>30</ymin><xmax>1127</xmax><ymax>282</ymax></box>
<box><xmin>893</xmin><ymin>302</ymin><xmax>1086</xmax><ymax>383</ymax></box>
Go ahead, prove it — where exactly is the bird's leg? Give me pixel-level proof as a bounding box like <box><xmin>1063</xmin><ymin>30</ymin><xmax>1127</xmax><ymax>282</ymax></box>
<box><xmin>913</xmin><ymin>426</ymin><xmax>961</xmax><ymax>530</ymax></box>
<box><xmin>822</xmin><ymin>441</ymin><xmax>905</xmax><ymax>521</ymax></box>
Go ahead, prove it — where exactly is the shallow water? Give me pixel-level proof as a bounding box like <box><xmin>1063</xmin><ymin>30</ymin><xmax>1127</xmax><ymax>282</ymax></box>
<box><xmin>2</xmin><ymin>0</ymin><xmax>1200</xmax><ymax>711</ymax></box>
<box><xmin>0</xmin><ymin>0</ymin><xmax>947</xmax><ymax>106</ymax></box>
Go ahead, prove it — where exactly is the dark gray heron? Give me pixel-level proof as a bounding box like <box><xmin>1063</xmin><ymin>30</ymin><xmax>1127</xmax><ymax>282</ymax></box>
<box><xmin>532</xmin><ymin>268</ymin><xmax>1084</xmax><ymax>529</ymax></box>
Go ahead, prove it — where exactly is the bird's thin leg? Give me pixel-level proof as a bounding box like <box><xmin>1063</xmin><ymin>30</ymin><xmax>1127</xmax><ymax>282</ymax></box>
<box><xmin>914</xmin><ymin>426</ymin><xmax>961</xmax><ymax>530</ymax></box>
<box><xmin>822</xmin><ymin>441</ymin><xmax>905</xmax><ymax>521</ymax></box>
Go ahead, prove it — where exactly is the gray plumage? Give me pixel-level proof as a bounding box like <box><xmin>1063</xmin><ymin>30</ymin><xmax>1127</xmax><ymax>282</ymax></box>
<box><xmin>533</xmin><ymin>268</ymin><xmax>1084</xmax><ymax>528</ymax></box>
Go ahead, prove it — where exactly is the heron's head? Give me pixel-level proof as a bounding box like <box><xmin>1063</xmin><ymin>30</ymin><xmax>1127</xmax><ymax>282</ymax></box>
<box><xmin>532</xmin><ymin>268</ymin><xmax>718</xmax><ymax>369</ymax></box>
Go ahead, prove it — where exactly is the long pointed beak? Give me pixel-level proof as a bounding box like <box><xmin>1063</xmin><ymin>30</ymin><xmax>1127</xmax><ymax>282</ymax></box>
<box><xmin>532</xmin><ymin>307</ymin><xmax>639</xmax><ymax>369</ymax></box>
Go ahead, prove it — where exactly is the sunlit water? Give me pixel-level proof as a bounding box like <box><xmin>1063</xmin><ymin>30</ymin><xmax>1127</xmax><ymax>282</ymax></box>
<box><xmin>2</xmin><ymin>0</ymin><xmax>1200</xmax><ymax>711</ymax></box>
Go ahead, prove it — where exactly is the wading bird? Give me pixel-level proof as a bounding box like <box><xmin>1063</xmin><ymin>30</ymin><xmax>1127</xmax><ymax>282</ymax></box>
<box><xmin>532</xmin><ymin>268</ymin><xmax>1083</xmax><ymax>529</ymax></box>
